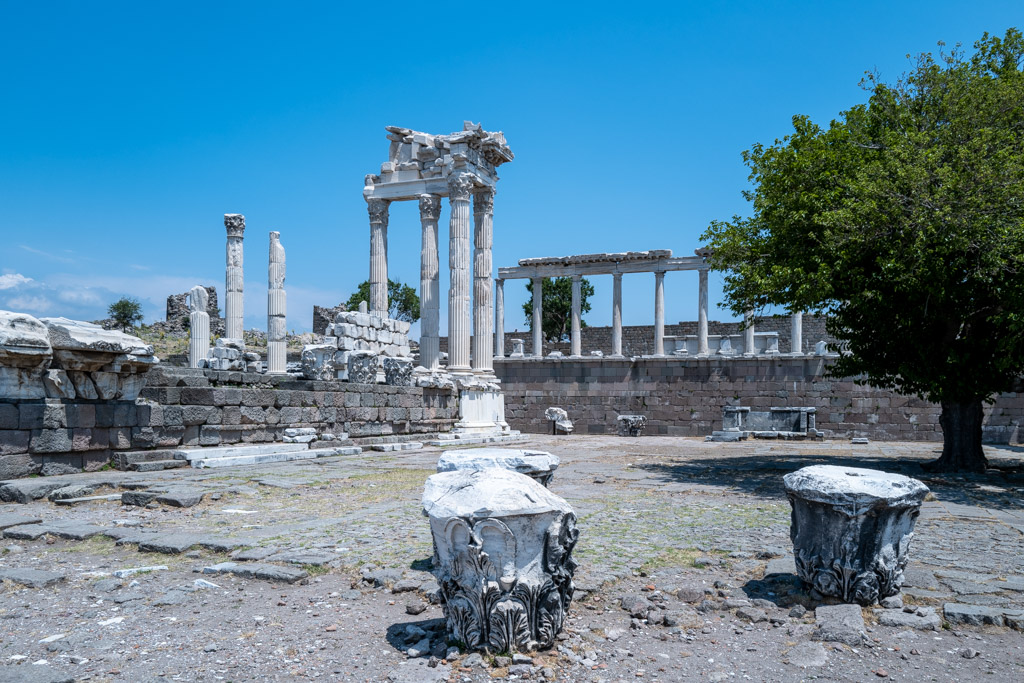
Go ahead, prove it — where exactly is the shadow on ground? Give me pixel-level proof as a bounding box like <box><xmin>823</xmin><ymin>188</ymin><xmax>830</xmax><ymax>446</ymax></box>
<box><xmin>631</xmin><ymin>450</ymin><xmax>1024</xmax><ymax>511</ymax></box>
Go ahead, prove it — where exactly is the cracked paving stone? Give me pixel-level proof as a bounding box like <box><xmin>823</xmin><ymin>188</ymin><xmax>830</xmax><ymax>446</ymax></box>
<box><xmin>202</xmin><ymin>561</ymin><xmax>308</xmax><ymax>583</ymax></box>
<box><xmin>264</xmin><ymin>550</ymin><xmax>336</xmax><ymax>565</ymax></box>
<box><xmin>155</xmin><ymin>489</ymin><xmax>206</xmax><ymax>508</ymax></box>
<box><xmin>138</xmin><ymin>533</ymin><xmax>204</xmax><ymax>554</ymax></box>
<box><xmin>0</xmin><ymin>513</ymin><xmax>43</xmax><ymax>529</ymax></box>
<box><xmin>0</xmin><ymin>568</ymin><xmax>66</xmax><ymax>588</ymax></box>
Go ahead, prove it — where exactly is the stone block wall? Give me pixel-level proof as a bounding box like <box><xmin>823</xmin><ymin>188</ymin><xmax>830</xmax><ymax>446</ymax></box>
<box><xmin>0</xmin><ymin>366</ymin><xmax>459</xmax><ymax>479</ymax></box>
<box><xmin>495</xmin><ymin>357</ymin><xmax>1024</xmax><ymax>443</ymax></box>
<box><xmin>441</xmin><ymin>315</ymin><xmax>836</xmax><ymax>357</ymax></box>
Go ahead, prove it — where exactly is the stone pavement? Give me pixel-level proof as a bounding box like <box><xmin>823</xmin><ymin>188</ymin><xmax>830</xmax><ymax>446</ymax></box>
<box><xmin>1</xmin><ymin>436</ymin><xmax>1023</xmax><ymax>681</ymax></box>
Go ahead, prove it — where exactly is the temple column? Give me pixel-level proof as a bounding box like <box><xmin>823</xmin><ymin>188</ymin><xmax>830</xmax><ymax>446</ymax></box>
<box><xmin>532</xmin><ymin>277</ymin><xmax>543</xmax><ymax>357</ymax></box>
<box><xmin>697</xmin><ymin>268</ymin><xmax>709</xmax><ymax>355</ymax></box>
<box><xmin>654</xmin><ymin>271</ymin><xmax>665</xmax><ymax>356</ymax></box>
<box><xmin>611</xmin><ymin>272</ymin><xmax>623</xmax><ymax>357</ymax></box>
<box><xmin>224</xmin><ymin>214</ymin><xmax>245</xmax><ymax>340</ymax></box>
<box><xmin>472</xmin><ymin>189</ymin><xmax>495</xmax><ymax>373</ymax></box>
<box><xmin>494</xmin><ymin>278</ymin><xmax>505</xmax><ymax>358</ymax></box>
<box><xmin>570</xmin><ymin>273</ymin><xmax>582</xmax><ymax>357</ymax></box>
<box><xmin>447</xmin><ymin>173</ymin><xmax>474</xmax><ymax>372</ymax></box>
<box><xmin>188</xmin><ymin>286</ymin><xmax>210</xmax><ymax>368</ymax></box>
<box><xmin>791</xmin><ymin>311</ymin><xmax>803</xmax><ymax>354</ymax></box>
<box><xmin>418</xmin><ymin>194</ymin><xmax>441</xmax><ymax>370</ymax></box>
<box><xmin>267</xmin><ymin>232</ymin><xmax>287</xmax><ymax>374</ymax></box>
<box><xmin>744</xmin><ymin>310</ymin><xmax>755</xmax><ymax>356</ymax></box>
<box><xmin>367</xmin><ymin>198</ymin><xmax>390</xmax><ymax>314</ymax></box>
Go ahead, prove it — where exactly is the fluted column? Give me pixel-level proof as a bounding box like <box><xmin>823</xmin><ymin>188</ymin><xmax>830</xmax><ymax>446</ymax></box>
<box><xmin>188</xmin><ymin>286</ymin><xmax>210</xmax><ymax>368</ymax></box>
<box><xmin>367</xmin><ymin>198</ymin><xmax>390</xmax><ymax>314</ymax></box>
<box><xmin>791</xmin><ymin>311</ymin><xmax>803</xmax><ymax>354</ymax></box>
<box><xmin>611</xmin><ymin>272</ymin><xmax>623</xmax><ymax>357</ymax></box>
<box><xmin>267</xmin><ymin>231</ymin><xmax>287</xmax><ymax>374</ymax></box>
<box><xmin>532</xmin><ymin>277</ymin><xmax>543</xmax><ymax>357</ymax></box>
<box><xmin>570</xmin><ymin>274</ymin><xmax>582</xmax><ymax>357</ymax></box>
<box><xmin>472</xmin><ymin>189</ymin><xmax>495</xmax><ymax>372</ymax></box>
<box><xmin>418</xmin><ymin>194</ymin><xmax>442</xmax><ymax>370</ymax></box>
<box><xmin>697</xmin><ymin>267</ymin><xmax>709</xmax><ymax>355</ymax></box>
<box><xmin>224</xmin><ymin>214</ymin><xmax>245</xmax><ymax>340</ymax></box>
<box><xmin>654</xmin><ymin>271</ymin><xmax>665</xmax><ymax>356</ymax></box>
<box><xmin>744</xmin><ymin>310</ymin><xmax>755</xmax><ymax>355</ymax></box>
<box><xmin>495</xmin><ymin>278</ymin><xmax>505</xmax><ymax>358</ymax></box>
<box><xmin>447</xmin><ymin>173</ymin><xmax>474</xmax><ymax>372</ymax></box>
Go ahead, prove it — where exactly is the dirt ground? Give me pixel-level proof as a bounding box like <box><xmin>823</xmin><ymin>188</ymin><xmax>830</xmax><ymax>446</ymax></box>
<box><xmin>2</xmin><ymin>435</ymin><xmax>1024</xmax><ymax>682</ymax></box>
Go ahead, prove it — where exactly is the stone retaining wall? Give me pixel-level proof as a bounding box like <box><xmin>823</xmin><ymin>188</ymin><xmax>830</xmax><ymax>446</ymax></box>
<box><xmin>0</xmin><ymin>366</ymin><xmax>459</xmax><ymax>478</ymax></box>
<box><xmin>495</xmin><ymin>357</ymin><xmax>1024</xmax><ymax>443</ymax></box>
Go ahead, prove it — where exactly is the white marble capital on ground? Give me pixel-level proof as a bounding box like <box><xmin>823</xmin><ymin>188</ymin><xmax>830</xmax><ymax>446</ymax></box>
<box><xmin>367</xmin><ymin>198</ymin><xmax>390</xmax><ymax>314</ymax></box>
<box><xmin>419</xmin><ymin>194</ymin><xmax>442</xmax><ymax>370</ymax></box>
<box><xmin>224</xmin><ymin>214</ymin><xmax>245</xmax><ymax>340</ymax></box>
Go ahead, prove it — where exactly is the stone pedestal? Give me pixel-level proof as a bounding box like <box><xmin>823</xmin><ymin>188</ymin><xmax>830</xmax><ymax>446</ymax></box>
<box><xmin>510</xmin><ymin>338</ymin><xmax>525</xmax><ymax>358</ymax></box>
<box><xmin>436</xmin><ymin>448</ymin><xmax>559</xmax><ymax>487</ymax></box>
<box><xmin>423</xmin><ymin>469</ymin><xmax>578</xmax><ymax>653</ymax></box>
<box><xmin>617</xmin><ymin>414</ymin><xmax>647</xmax><ymax>437</ymax></box>
<box><xmin>188</xmin><ymin>286</ymin><xmax>210</xmax><ymax>369</ymax></box>
<box><xmin>783</xmin><ymin>465</ymin><xmax>929</xmax><ymax>606</ymax></box>
<box><xmin>267</xmin><ymin>231</ymin><xmax>287</xmax><ymax>374</ymax></box>
<box><xmin>544</xmin><ymin>407</ymin><xmax>574</xmax><ymax>435</ymax></box>
<box><xmin>454</xmin><ymin>388</ymin><xmax>509</xmax><ymax>435</ymax></box>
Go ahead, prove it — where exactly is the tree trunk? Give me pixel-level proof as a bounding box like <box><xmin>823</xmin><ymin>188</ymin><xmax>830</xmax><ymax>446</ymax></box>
<box><xmin>924</xmin><ymin>400</ymin><xmax>988</xmax><ymax>473</ymax></box>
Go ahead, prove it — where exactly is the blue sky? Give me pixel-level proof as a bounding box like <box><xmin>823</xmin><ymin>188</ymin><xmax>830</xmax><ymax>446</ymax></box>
<box><xmin>1</xmin><ymin>2</ymin><xmax>1020</xmax><ymax>335</ymax></box>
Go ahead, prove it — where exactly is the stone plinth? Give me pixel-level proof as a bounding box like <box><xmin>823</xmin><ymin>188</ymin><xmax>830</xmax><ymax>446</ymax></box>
<box><xmin>617</xmin><ymin>414</ymin><xmax>647</xmax><ymax>437</ymax></box>
<box><xmin>436</xmin><ymin>448</ymin><xmax>559</xmax><ymax>486</ymax></box>
<box><xmin>423</xmin><ymin>469</ymin><xmax>577</xmax><ymax>653</ymax></box>
<box><xmin>783</xmin><ymin>465</ymin><xmax>929</xmax><ymax>606</ymax></box>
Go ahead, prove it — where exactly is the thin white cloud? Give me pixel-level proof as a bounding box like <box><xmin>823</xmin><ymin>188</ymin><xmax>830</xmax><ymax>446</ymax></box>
<box><xmin>5</xmin><ymin>294</ymin><xmax>55</xmax><ymax>313</ymax></box>
<box><xmin>0</xmin><ymin>273</ymin><xmax>33</xmax><ymax>290</ymax></box>
<box><xmin>130</xmin><ymin>264</ymin><xmax>151</xmax><ymax>271</ymax></box>
<box><xmin>19</xmin><ymin>245</ymin><xmax>76</xmax><ymax>264</ymax></box>
<box><xmin>58</xmin><ymin>289</ymin><xmax>103</xmax><ymax>305</ymax></box>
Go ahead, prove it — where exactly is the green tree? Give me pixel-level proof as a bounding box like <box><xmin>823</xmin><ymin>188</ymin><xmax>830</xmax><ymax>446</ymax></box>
<box><xmin>523</xmin><ymin>277</ymin><xmax>595</xmax><ymax>343</ymax></box>
<box><xmin>345</xmin><ymin>279</ymin><xmax>421</xmax><ymax>322</ymax></box>
<box><xmin>702</xmin><ymin>29</ymin><xmax>1024</xmax><ymax>473</ymax></box>
<box><xmin>107</xmin><ymin>296</ymin><xmax>144</xmax><ymax>332</ymax></box>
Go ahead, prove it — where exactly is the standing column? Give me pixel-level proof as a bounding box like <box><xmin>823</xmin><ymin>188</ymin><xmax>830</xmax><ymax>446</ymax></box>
<box><xmin>654</xmin><ymin>271</ymin><xmax>665</xmax><ymax>356</ymax></box>
<box><xmin>367</xmin><ymin>198</ymin><xmax>390</xmax><ymax>314</ymax></box>
<box><xmin>494</xmin><ymin>278</ymin><xmax>505</xmax><ymax>358</ymax></box>
<box><xmin>472</xmin><ymin>189</ymin><xmax>495</xmax><ymax>373</ymax></box>
<box><xmin>791</xmin><ymin>311</ymin><xmax>803</xmax><ymax>354</ymax></box>
<box><xmin>224</xmin><ymin>213</ymin><xmax>245</xmax><ymax>340</ymax></box>
<box><xmin>611</xmin><ymin>272</ymin><xmax>623</xmax><ymax>357</ymax></box>
<box><xmin>744</xmin><ymin>310</ymin><xmax>755</xmax><ymax>355</ymax></box>
<box><xmin>532</xmin><ymin>277</ymin><xmax>543</xmax><ymax>357</ymax></box>
<box><xmin>188</xmin><ymin>286</ymin><xmax>210</xmax><ymax>368</ymax></box>
<box><xmin>697</xmin><ymin>267</ymin><xmax>709</xmax><ymax>355</ymax></box>
<box><xmin>267</xmin><ymin>231</ymin><xmax>287</xmax><ymax>374</ymax></box>
<box><xmin>570</xmin><ymin>273</ymin><xmax>582</xmax><ymax>357</ymax></box>
<box><xmin>418</xmin><ymin>194</ymin><xmax>442</xmax><ymax>370</ymax></box>
<box><xmin>447</xmin><ymin>173</ymin><xmax>474</xmax><ymax>372</ymax></box>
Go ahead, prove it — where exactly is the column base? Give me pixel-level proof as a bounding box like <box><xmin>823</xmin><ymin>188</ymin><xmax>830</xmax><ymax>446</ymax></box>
<box><xmin>453</xmin><ymin>388</ymin><xmax>510</xmax><ymax>436</ymax></box>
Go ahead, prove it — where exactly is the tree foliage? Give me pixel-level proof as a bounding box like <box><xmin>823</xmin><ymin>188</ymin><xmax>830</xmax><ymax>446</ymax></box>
<box><xmin>523</xmin><ymin>276</ymin><xmax>595</xmax><ymax>343</ymax></box>
<box><xmin>345</xmin><ymin>279</ymin><xmax>421</xmax><ymax>322</ymax></box>
<box><xmin>702</xmin><ymin>29</ymin><xmax>1024</xmax><ymax>472</ymax></box>
<box><xmin>107</xmin><ymin>297</ymin><xmax>144</xmax><ymax>332</ymax></box>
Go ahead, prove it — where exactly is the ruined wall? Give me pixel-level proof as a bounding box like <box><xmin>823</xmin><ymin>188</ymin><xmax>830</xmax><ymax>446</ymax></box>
<box><xmin>313</xmin><ymin>304</ymin><xmax>347</xmax><ymax>335</ymax></box>
<box><xmin>0</xmin><ymin>365</ymin><xmax>458</xmax><ymax>479</ymax></box>
<box><xmin>441</xmin><ymin>315</ymin><xmax>836</xmax><ymax>357</ymax></box>
<box><xmin>496</xmin><ymin>357</ymin><xmax>1024</xmax><ymax>443</ymax></box>
<box><xmin>166</xmin><ymin>286</ymin><xmax>219</xmax><ymax>326</ymax></box>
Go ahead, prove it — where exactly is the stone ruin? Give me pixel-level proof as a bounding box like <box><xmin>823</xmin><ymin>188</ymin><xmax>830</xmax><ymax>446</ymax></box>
<box><xmin>165</xmin><ymin>286</ymin><xmax>219</xmax><ymax>330</ymax></box>
<box><xmin>312</xmin><ymin>303</ymin><xmax>347</xmax><ymax>336</ymax></box>
<box><xmin>544</xmin><ymin>407</ymin><xmax>574</xmax><ymax>434</ymax></box>
<box><xmin>710</xmin><ymin>406</ymin><xmax>824</xmax><ymax>441</ymax></box>
<box><xmin>435</xmin><ymin>447</ymin><xmax>559</xmax><ymax>487</ymax></box>
<box><xmin>300</xmin><ymin>302</ymin><xmax>413</xmax><ymax>383</ymax></box>
<box><xmin>0</xmin><ymin>311</ymin><xmax>157</xmax><ymax>402</ymax></box>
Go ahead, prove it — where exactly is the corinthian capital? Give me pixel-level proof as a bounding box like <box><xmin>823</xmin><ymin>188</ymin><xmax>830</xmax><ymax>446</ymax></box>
<box><xmin>224</xmin><ymin>213</ymin><xmax>246</xmax><ymax>238</ymax></box>
<box><xmin>418</xmin><ymin>194</ymin><xmax>442</xmax><ymax>221</ymax></box>
<box><xmin>473</xmin><ymin>188</ymin><xmax>495</xmax><ymax>214</ymax></box>
<box><xmin>366</xmin><ymin>198</ymin><xmax>390</xmax><ymax>226</ymax></box>
<box><xmin>447</xmin><ymin>172</ymin><xmax>475</xmax><ymax>201</ymax></box>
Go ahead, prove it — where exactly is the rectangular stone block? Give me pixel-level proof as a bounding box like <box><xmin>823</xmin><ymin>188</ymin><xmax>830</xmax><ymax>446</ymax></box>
<box><xmin>19</xmin><ymin>404</ymin><xmax>44</xmax><ymax>430</ymax></box>
<box><xmin>0</xmin><ymin>430</ymin><xmax>30</xmax><ymax>455</ymax></box>
<box><xmin>109</xmin><ymin>427</ymin><xmax>132</xmax><ymax>449</ymax></box>
<box><xmin>113</xmin><ymin>403</ymin><xmax>137</xmax><ymax>426</ymax></box>
<box><xmin>0</xmin><ymin>404</ymin><xmax>19</xmax><ymax>429</ymax></box>
<box><xmin>180</xmin><ymin>388</ymin><xmax>216</xmax><ymax>405</ymax></box>
<box><xmin>30</xmin><ymin>429</ymin><xmax>73</xmax><ymax>454</ymax></box>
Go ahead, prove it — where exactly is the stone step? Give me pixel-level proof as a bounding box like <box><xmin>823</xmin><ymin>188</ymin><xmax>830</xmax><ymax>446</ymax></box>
<box><xmin>133</xmin><ymin>460</ymin><xmax>188</xmax><ymax>472</ymax></box>
<box><xmin>173</xmin><ymin>443</ymin><xmax>310</xmax><ymax>462</ymax></box>
<box><xmin>191</xmin><ymin>444</ymin><xmax>362</xmax><ymax>469</ymax></box>
<box><xmin>54</xmin><ymin>493</ymin><xmax>123</xmax><ymax>506</ymax></box>
<box><xmin>115</xmin><ymin>450</ymin><xmax>179</xmax><ymax>469</ymax></box>
<box><xmin>370</xmin><ymin>442</ymin><xmax>424</xmax><ymax>452</ymax></box>
<box><xmin>426</xmin><ymin>434</ymin><xmax>525</xmax><ymax>447</ymax></box>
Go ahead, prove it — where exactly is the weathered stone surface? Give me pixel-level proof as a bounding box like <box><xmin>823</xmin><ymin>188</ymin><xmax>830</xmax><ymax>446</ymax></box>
<box><xmin>138</xmin><ymin>533</ymin><xmax>204</xmax><ymax>554</ymax></box>
<box><xmin>0</xmin><ymin>310</ymin><xmax>52</xmax><ymax>400</ymax></box>
<box><xmin>202</xmin><ymin>561</ymin><xmax>308</xmax><ymax>583</ymax></box>
<box><xmin>813</xmin><ymin>604</ymin><xmax>866</xmax><ymax>645</ymax></box>
<box><xmin>2</xmin><ymin>523</ymin><xmax>46</xmax><ymax>540</ymax></box>
<box><xmin>423</xmin><ymin>469</ymin><xmax>577</xmax><ymax>653</ymax></box>
<box><xmin>943</xmin><ymin>603</ymin><xmax>1006</xmax><ymax>627</ymax></box>
<box><xmin>122</xmin><ymin>490</ymin><xmax>161</xmax><ymax>506</ymax></box>
<box><xmin>617</xmin><ymin>414</ymin><xmax>647</xmax><ymax>437</ymax></box>
<box><xmin>0</xmin><ymin>479</ymin><xmax>65</xmax><ymax>503</ymax></box>
<box><xmin>0</xmin><ymin>513</ymin><xmax>43</xmax><ymax>529</ymax></box>
<box><xmin>544</xmin><ymin>407</ymin><xmax>574</xmax><ymax>434</ymax></box>
<box><xmin>383</xmin><ymin>357</ymin><xmax>413</xmax><ymax>386</ymax></box>
<box><xmin>874</xmin><ymin>607</ymin><xmax>941</xmax><ymax>630</ymax></box>
<box><xmin>0</xmin><ymin>567</ymin><xmax>65</xmax><ymax>588</ymax></box>
<box><xmin>155</xmin><ymin>489</ymin><xmax>205</xmax><ymax>508</ymax></box>
<box><xmin>0</xmin><ymin>453</ymin><xmax>39</xmax><ymax>478</ymax></box>
<box><xmin>785</xmin><ymin>642</ymin><xmax>828</xmax><ymax>668</ymax></box>
<box><xmin>348</xmin><ymin>350</ymin><xmax>378</xmax><ymax>385</ymax></box>
<box><xmin>784</xmin><ymin>465</ymin><xmax>928</xmax><ymax>605</ymax></box>
<box><xmin>436</xmin><ymin>448</ymin><xmax>559</xmax><ymax>487</ymax></box>
<box><xmin>300</xmin><ymin>344</ymin><xmax>336</xmax><ymax>381</ymax></box>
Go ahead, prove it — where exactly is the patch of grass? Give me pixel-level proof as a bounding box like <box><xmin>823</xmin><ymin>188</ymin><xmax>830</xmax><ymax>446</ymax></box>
<box><xmin>66</xmin><ymin>535</ymin><xmax>119</xmax><ymax>556</ymax></box>
<box><xmin>302</xmin><ymin>564</ymin><xmax>330</xmax><ymax>576</ymax></box>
